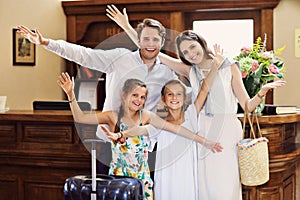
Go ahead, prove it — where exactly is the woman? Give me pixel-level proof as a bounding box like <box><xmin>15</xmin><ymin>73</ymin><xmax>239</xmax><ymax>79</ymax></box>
<box><xmin>57</xmin><ymin>73</ymin><xmax>222</xmax><ymax>200</ymax></box>
<box><xmin>105</xmin><ymin>5</ymin><xmax>286</xmax><ymax>199</ymax></box>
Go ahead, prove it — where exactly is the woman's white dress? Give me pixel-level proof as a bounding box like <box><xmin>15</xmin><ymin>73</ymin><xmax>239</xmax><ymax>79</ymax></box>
<box><xmin>190</xmin><ymin>58</ymin><xmax>243</xmax><ymax>200</ymax></box>
<box><xmin>153</xmin><ymin>104</ymin><xmax>199</xmax><ymax>200</ymax></box>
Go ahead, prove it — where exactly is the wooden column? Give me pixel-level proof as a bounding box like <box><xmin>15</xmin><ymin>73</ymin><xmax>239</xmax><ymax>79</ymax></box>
<box><xmin>261</xmin><ymin>8</ymin><xmax>275</xmax><ymax>104</ymax></box>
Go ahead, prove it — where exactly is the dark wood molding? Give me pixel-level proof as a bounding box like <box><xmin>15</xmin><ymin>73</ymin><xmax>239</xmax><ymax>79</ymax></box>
<box><xmin>62</xmin><ymin>0</ymin><xmax>280</xmax><ymax>15</ymax></box>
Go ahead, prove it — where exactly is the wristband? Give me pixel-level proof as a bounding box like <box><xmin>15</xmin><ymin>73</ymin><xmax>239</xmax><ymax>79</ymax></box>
<box><xmin>68</xmin><ymin>98</ymin><xmax>76</xmax><ymax>103</ymax></box>
<box><xmin>257</xmin><ymin>92</ymin><xmax>265</xmax><ymax>99</ymax></box>
<box><xmin>119</xmin><ymin>131</ymin><xmax>123</xmax><ymax>139</ymax></box>
<box><xmin>116</xmin><ymin>131</ymin><xmax>124</xmax><ymax>143</ymax></box>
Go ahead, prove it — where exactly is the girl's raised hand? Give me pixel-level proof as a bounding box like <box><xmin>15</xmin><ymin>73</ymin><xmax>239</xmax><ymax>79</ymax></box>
<box><xmin>57</xmin><ymin>72</ymin><xmax>74</xmax><ymax>97</ymax></box>
<box><xmin>204</xmin><ymin>140</ymin><xmax>223</xmax><ymax>153</ymax></box>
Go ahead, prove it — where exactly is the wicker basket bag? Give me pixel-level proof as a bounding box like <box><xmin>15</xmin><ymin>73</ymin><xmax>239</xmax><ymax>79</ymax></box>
<box><xmin>237</xmin><ymin>101</ymin><xmax>269</xmax><ymax>186</ymax></box>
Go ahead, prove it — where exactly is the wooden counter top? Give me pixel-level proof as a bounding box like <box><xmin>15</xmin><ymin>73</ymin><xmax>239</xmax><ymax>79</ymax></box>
<box><xmin>0</xmin><ymin>110</ymin><xmax>74</xmax><ymax>122</ymax></box>
<box><xmin>238</xmin><ymin>112</ymin><xmax>300</xmax><ymax>124</ymax></box>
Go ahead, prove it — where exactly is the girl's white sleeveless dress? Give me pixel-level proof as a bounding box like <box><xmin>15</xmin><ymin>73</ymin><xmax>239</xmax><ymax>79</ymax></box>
<box><xmin>190</xmin><ymin>58</ymin><xmax>243</xmax><ymax>200</ymax></box>
<box><xmin>153</xmin><ymin>104</ymin><xmax>199</xmax><ymax>200</ymax></box>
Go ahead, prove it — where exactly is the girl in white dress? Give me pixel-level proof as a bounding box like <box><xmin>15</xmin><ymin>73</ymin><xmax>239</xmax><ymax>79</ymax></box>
<box><xmin>153</xmin><ymin>80</ymin><xmax>200</xmax><ymax>200</ymax></box>
<box><xmin>105</xmin><ymin>5</ymin><xmax>286</xmax><ymax>199</ymax></box>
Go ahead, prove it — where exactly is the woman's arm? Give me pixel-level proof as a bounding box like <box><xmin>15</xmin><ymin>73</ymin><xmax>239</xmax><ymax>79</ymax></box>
<box><xmin>57</xmin><ymin>72</ymin><xmax>112</xmax><ymax>125</ymax></box>
<box><xmin>158</xmin><ymin>53</ymin><xmax>191</xmax><ymax>76</ymax></box>
<box><xmin>231</xmin><ymin>63</ymin><xmax>286</xmax><ymax>112</ymax></box>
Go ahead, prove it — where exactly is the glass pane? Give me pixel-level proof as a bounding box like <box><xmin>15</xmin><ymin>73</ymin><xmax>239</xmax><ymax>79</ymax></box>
<box><xmin>193</xmin><ymin>19</ymin><xmax>254</xmax><ymax>58</ymax></box>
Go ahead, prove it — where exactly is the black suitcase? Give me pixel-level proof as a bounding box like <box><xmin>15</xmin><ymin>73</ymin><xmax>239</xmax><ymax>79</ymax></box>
<box><xmin>64</xmin><ymin>174</ymin><xmax>144</xmax><ymax>200</ymax></box>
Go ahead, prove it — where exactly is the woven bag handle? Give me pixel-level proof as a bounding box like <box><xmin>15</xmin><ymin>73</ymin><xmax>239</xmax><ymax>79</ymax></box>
<box><xmin>252</xmin><ymin>109</ymin><xmax>262</xmax><ymax>138</ymax></box>
<box><xmin>242</xmin><ymin>100</ymin><xmax>262</xmax><ymax>139</ymax></box>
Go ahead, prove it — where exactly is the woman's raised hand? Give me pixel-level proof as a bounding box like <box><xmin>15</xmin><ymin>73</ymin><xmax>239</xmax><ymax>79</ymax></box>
<box><xmin>259</xmin><ymin>79</ymin><xmax>286</xmax><ymax>96</ymax></box>
<box><xmin>106</xmin><ymin>4</ymin><xmax>130</xmax><ymax>31</ymax></box>
<box><xmin>57</xmin><ymin>72</ymin><xmax>74</xmax><ymax>97</ymax></box>
<box><xmin>17</xmin><ymin>25</ymin><xmax>47</xmax><ymax>45</ymax></box>
<box><xmin>209</xmin><ymin>44</ymin><xmax>224</xmax><ymax>70</ymax></box>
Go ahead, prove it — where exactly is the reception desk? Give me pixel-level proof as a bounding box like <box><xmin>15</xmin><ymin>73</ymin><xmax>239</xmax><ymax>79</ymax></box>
<box><xmin>0</xmin><ymin>110</ymin><xmax>299</xmax><ymax>199</ymax></box>
<box><xmin>238</xmin><ymin>113</ymin><xmax>300</xmax><ymax>200</ymax></box>
<box><xmin>0</xmin><ymin>110</ymin><xmax>97</xmax><ymax>200</ymax></box>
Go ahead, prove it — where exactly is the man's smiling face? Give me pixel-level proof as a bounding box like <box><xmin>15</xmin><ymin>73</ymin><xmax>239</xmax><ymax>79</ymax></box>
<box><xmin>138</xmin><ymin>27</ymin><xmax>164</xmax><ymax>64</ymax></box>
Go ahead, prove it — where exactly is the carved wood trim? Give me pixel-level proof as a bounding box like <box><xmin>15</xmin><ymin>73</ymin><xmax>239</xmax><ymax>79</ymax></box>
<box><xmin>62</xmin><ymin>0</ymin><xmax>280</xmax><ymax>15</ymax></box>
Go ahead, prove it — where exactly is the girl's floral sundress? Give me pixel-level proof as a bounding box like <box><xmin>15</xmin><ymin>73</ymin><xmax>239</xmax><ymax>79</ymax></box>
<box><xmin>109</xmin><ymin>111</ymin><xmax>153</xmax><ymax>200</ymax></box>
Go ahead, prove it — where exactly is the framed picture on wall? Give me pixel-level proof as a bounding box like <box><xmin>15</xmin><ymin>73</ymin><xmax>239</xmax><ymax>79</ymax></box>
<box><xmin>12</xmin><ymin>28</ymin><xmax>35</xmax><ymax>66</ymax></box>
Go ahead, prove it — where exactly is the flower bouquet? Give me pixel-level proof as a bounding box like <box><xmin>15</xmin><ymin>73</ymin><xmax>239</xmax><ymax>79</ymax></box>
<box><xmin>234</xmin><ymin>34</ymin><xmax>286</xmax><ymax>113</ymax></box>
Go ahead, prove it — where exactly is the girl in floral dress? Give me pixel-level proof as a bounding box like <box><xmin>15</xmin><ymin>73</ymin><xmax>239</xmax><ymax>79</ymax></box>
<box><xmin>109</xmin><ymin>109</ymin><xmax>153</xmax><ymax>198</ymax></box>
<box><xmin>58</xmin><ymin>73</ymin><xmax>222</xmax><ymax>200</ymax></box>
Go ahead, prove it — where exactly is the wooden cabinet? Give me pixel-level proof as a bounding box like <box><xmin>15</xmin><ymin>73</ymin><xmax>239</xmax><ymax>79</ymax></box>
<box><xmin>0</xmin><ymin>110</ymin><xmax>98</xmax><ymax>200</ymax></box>
<box><xmin>239</xmin><ymin>114</ymin><xmax>300</xmax><ymax>200</ymax></box>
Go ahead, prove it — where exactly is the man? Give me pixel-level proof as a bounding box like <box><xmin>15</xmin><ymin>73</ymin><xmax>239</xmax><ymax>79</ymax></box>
<box><xmin>17</xmin><ymin>19</ymin><xmax>177</xmax><ymax>113</ymax></box>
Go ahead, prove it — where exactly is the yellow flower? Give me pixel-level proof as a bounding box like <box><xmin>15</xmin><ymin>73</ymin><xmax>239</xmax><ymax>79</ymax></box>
<box><xmin>120</xmin><ymin>145</ymin><xmax>128</xmax><ymax>153</ymax></box>
<box><xmin>132</xmin><ymin>137</ymin><xmax>141</xmax><ymax>145</ymax></box>
<box><xmin>131</xmin><ymin>173</ymin><xmax>138</xmax><ymax>178</ymax></box>
<box><xmin>114</xmin><ymin>167</ymin><xmax>122</xmax><ymax>175</ymax></box>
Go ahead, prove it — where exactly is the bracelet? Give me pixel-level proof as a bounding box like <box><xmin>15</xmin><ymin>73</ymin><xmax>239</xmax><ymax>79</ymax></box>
<box><xmin>68</xmin><ymin>98</ymin><xmax>76</xmax><ymax>103</ymax></box>
<box><xmin>119</xmin><ymin>131</ymin><xmax>123</xmax><ymax>139</ymax></box>
<box><xmin>257</xmin><ymin>92</ymin><xmax>265</xmax><ymax>99</ymax></box>
<box><xmin>116</xmin><ymin>131</ymin><xmax>124</xmax><ymax>143</ymax></box>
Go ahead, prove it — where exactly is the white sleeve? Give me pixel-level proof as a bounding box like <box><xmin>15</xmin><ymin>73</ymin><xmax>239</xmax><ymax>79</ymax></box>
<box><xmin>45</xmin><ymin>39</ymin><xmax>127</xmax><ymax>73</ymax></box>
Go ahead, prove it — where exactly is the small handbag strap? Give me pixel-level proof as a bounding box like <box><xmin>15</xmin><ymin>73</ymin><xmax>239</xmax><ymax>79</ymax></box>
<box><xmin>253</xmin><ymin>111</ymin><xmax>262</xmax><ymax>138</ymax></box>
<box><xmin>243</xmin><ymin>100</ymin><xmax>262</xmax><ymax>139</ymax></box>
<box><xmin>242</xmin><ymin>103</ymin><xmax>248</xmax><ymax>138</ymax></box>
